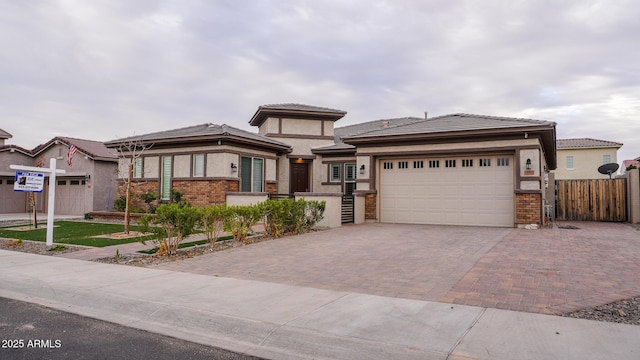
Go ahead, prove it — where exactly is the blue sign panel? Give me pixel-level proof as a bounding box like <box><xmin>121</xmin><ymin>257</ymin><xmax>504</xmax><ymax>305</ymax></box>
<box><xmin>13</xmin><ymin>171</ymin><xmax>45</xmax><ymax>193</ymax></box>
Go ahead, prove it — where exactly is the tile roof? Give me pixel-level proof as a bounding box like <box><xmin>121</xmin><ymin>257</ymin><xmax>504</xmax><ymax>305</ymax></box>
<box><xmin>623</xmin><ymin>159</ymin><xmax>640</xmax><ymax>169</ymax></box>
<box><xmin>259</xmin><ymin>103</ymin><xmax>347</xmax><ymax>114</ymax></box>
<box><xmin>105</xmin><ymin>123</ymin><xmax>291</xmax><ymax>150</ymax></box>
<box><xmin>32</xmin><ymin>137</ymin><xmax>118</xmax><ymax>160</ymax></box>
<box><xmin>0</xmin><ymin>128</ymin><xmax>11</xmax><ymax>139</ymax></box>
<box><xmin>556</xmin><ymin>138</ymin><xmax>623</xmax><ymax>149</ymax></box>
<box><xmin>335</xmin><ymin>117</ymin><xmax>423</xmax><ymax>143</ymax></box>
<box><xmin>342</xmin><ymin>113</ymin><xmax>555</xmax><ymax>139</ymax></box>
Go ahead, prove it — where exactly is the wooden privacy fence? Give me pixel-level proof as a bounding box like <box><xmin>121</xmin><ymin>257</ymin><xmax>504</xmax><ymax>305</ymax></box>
<box><xmin>556</xmin><ymin>179</ymin><xmax>627</xmax><ymax>222</ymax></box>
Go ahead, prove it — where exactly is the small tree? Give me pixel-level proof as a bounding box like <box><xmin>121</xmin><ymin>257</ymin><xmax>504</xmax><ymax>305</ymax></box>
<box><xmin>225</xmin><ymin>205</ymin><xmax>263</xmax><ymax>244</ymax></box>
<box><xmin>114</xmin><ymin>137</ymin><xmax>153</xmax><ymax>234</ymax></box>
<box><xmin>200</xmin><ymin>204</ymin><xmax>227</xmax><ymax>246</ymax></box>
<box><xmin>139</xmin><ymin>203</ymin><xmax>201</xmax><ymax>256</ymax></box>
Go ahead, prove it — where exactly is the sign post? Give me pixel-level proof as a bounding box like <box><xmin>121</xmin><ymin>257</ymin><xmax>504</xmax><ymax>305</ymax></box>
<box><xmin>11</xmin><ymin>158</ymin><xmax>66</xmax><ymax>246</ymax></box>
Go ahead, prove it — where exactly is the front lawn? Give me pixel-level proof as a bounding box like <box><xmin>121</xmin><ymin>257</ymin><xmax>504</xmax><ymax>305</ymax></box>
<box><xmin>0</xmin><ymin>221</ymin><xmax>154</xmax><ymax>247</ymax></box>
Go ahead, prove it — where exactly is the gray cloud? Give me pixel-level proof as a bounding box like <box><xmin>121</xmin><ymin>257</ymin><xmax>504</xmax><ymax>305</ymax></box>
<box><xmin>1</xmin><ymin>0</ymin><xmax>639</xmax><ymax>163</ymax></box>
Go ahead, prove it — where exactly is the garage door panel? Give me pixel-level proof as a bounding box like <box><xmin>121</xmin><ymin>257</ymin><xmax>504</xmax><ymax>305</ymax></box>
<box><xmin>380</xmin><ymin>156</ymin><xmax>514</xmax><ymax>227</ymax></box>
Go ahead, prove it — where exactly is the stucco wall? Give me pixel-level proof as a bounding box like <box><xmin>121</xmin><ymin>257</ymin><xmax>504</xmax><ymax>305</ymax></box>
<box><xmin>281</xmin><ymin>118</ymin><xmax>323</xmax><ymax>136</ymax></box>
<box><xmin>173</xmin><ymin>154</ymin><xmax>191</xmax><ymax>178</ymax></box>
<box><xmin>355</xmin><ymin>138</ymin><xmax>541</xmax><ymax>155</ymax></box>
<box><xmin>92</xmin><ymin>161</ymin><xmax>118</xmax><ymax>212</ymax></box>
<box><xmin>554</xmin><ymin>148</ymin><xmax>619</xmax><ymax>179</ymax></box>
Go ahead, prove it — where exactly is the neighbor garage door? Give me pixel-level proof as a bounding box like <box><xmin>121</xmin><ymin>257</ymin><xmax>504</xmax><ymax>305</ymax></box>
<box><xmin>379</xmin><ymin>156</ymin><xmax>514</xmax><ymax>227</ymax></box>
<box><xmin>0</xmin><ymin>178</ymin><xmax>26</xmax><ymax>213</ymax></box>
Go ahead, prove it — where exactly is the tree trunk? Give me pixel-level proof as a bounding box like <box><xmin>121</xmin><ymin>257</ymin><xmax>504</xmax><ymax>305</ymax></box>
<box><xmin>124</xmin><ymin>162</ymin><xmax>133</xmax><ymax>234</ymax></box>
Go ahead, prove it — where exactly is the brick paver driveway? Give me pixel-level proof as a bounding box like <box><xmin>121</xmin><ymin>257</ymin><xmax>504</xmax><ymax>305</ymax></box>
<box><xmin>152</xmin><ymin>222</ymin><xmax>640</xmax><ymax>315</ymax></box>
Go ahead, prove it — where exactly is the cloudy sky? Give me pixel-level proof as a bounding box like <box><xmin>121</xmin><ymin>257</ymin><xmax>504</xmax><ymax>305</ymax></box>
<box><xmin>2</xmin><ymin>0</ymin><xmax>639</xmax><ymax>166</ymax></box>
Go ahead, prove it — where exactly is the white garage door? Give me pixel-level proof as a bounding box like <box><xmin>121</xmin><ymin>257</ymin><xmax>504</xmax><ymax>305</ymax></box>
<box><xmin>54</xmin><ymin>179</ymin><xmax>86</xmax><ymax>215</ymax></box>
<box><xmin>380</xmin><ymin>156</ymin><xmax>514</xmax><ymax>227</ymax></box>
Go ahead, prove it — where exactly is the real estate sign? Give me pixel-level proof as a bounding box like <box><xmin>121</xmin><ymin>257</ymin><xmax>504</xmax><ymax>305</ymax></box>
<box><xmin>13</xmin><ymin>171</ymin><xmax>45</xmax><ymax>192</ymax></box>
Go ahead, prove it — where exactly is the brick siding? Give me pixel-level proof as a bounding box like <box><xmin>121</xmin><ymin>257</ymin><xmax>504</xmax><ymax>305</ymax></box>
<box><xmin>116</xmin><ymin>179</ymin><xmax>240</xmax><ymax>209</ymax></box>
<box><xmin>365</xmin><ymin>193</ymin><xmax>377</xmax><ymax>220</ymax></box>
<box><xmin>515</xmin><ymin>192</ymin><xmax>541</xmax><ymax>224</ymax></box>
<box><xmin>173</xmin><ymin>179</ymin><xmax>239</xmax><ymax>207</ymax></box>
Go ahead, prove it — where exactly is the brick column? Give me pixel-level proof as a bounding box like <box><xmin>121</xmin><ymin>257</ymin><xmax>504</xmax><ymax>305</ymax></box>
<box><xmin>515</xmin><ymin>192</ymin><xmax>541</xmax><ymax>225</ymax></box>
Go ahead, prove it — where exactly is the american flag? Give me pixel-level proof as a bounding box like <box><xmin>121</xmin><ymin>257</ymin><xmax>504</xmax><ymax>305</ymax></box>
<box><xmin>67</xmin><ymin>144</ymin><xmax>78</xmax><ymax>167</ymax></box>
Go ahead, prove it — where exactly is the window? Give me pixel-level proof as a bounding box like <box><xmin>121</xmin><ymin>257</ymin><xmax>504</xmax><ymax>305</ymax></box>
<box><xmin>445</xmin><ymin>159</ymin><xmax>456</xmax><ymax>168</ymax></box>
<box><xmin>0</xmin><ymin>180</ymin><xmax>2</xmax><ymax>184</ymax></box>
<box><xmin>193</xmin><ymin>154</ymin><xmax>205</xmax><ymax>177</ymax></box>
<box><xmin>344</xmin><ymin>163</ymin><xmax>356</xmax><ymax>195</ymax></box>
<box><xmin>413</xmin><ymin>160</ymin><xmax>424</xmax><ymax>169</ymax></box>
<box><xmin>566</xmin><ymin>156</ymin><xmax>574</xmax><ymax>169</ymax></box>
<box><xmin>398</xmin><ymin>161</ymin><xmax>409</xmax><ymax>169</ymax></box>
<box><xmin>161</xmin><ymin>156</ymin><xmax>172</xmax><ymax>200</ymax></box>
<box><xmin>603</xmin><ymin>155</ymin><xmax>611</xmax><ymax>164</ymax></box>
<box><xmin>429</xmin><ymin>160</ymin><xmax>440</xmax><ymax>168</ymax></box>
<box><xmin>479</xmin><ymin>158</ymin><xmax>491</xmax><ymax>167</ymax></box>
<box><xmin>70</xmin><ymin>180</ymin><xmax>80</xmax><ymax>185</ymax></box>
<box><xmin>462</xmin><ymin>159</ymin><xmax>473</xmax><ymax>167</ymax></box>
<box><xmin>330</xmin><ymin>164</ymin><xmax>341</xmax><ymax>182</ymax></box>
<box><xmin>383</xmin><ymin>162</ymin><xmax>393</xmax><ymax>170</ymax></box>
<box><xmin>57</xmin><ymin>180</ymin><xmax>66</xmax><ymax>185</ymax></box>
<box><xmin>134</xmin><ymin>157</ymin><xmax>143</xmax><ymax>178</ymax></box>
<box><xmin>497</xmin><ymin>157</ymin><xmax>510</xmax><ymax>166</ymax></box>
<box><xmin>240</xmin><ymin>157</ymin><xmax>264</xmax><ymax>192</ymax></box>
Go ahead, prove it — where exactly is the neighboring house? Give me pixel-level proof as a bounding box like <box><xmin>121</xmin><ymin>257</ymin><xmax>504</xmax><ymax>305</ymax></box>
<box><xmin>0</xmin><ymin>130</ymin><xmax>118</xmax><ymax>215</ymax></box>
<box><xmin>554</xmin><ymin>138</ymin><xmax>622</xmax><ymax>179</ymax></box>
<box><xmin>622</xmin><ymin>158</ymin><xmax>640</xmax><ymax>173</ymax></box>
<box><xmin>107</xmin><ymin>105</ymin><xmax>557</xmax><ymax>228</ymax></box>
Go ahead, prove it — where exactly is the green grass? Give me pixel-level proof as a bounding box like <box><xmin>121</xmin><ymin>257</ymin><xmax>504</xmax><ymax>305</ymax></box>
<box><xmin>138</xmin><ymin>235</ymin><xmax>235</xmax><ymax>254</ymax></box>
<box><xmin>0</xmin><ymin>221</ymin><xmax>154</xmax><ymax>247</ymax></box>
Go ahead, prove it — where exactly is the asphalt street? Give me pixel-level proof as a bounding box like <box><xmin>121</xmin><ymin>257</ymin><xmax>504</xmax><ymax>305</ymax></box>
<box><xmin>0</xmin><ymin>297</ymin><xmax>263</xmax><ymax>360</ymax></box>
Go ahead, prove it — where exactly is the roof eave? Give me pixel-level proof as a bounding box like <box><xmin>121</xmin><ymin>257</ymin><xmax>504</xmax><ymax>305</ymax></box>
<box><xmin>249</xmin><ymin>108</ymin><xmax>347</xmax><ymax>127</ymax></box>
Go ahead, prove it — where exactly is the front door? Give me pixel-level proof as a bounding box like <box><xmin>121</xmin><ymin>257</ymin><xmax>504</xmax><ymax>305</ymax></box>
<box><xmin>290</xmin><ymin>162</ymin><xmax>309</xmax><ymax>193</ymax></box>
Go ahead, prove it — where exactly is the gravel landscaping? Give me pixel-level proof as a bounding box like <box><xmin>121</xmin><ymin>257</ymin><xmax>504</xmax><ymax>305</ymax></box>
<box><xmin>0</xmin><ymin>238</ymin><xmax>85</xmax><ymax>255</ymax></box>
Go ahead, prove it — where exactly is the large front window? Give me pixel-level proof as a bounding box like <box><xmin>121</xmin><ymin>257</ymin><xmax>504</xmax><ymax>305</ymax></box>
<box><xmin>240</xmin><ymin>157</ymin><xmax>264</xmax><ymax>192</ymax></box>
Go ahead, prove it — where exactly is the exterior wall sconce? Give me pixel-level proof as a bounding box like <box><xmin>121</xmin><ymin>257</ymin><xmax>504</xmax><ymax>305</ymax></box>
<box><xmin>526</xmin><ymin>158</ymin><xmax>532</xmax><ymax>170</ymax></box>
<box><xmin>85</xmin><ymin>174</ymin><xmax>91</xmax><ymax>181</ymax></box>
<box><xmin>230</xmin><ymin>163</ymin><xmax>237</xmax><ymax>172</ymax></box>
<box><xmin>359</xmin><ymin>164</ymin><xmax>365</xmax><ymax>174</ymax></box>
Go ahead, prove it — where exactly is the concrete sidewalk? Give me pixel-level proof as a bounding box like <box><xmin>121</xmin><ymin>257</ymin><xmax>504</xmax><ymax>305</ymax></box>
<box><xmin>1</xmin><ymin>250</ymin><xmax>639</xmax><ymax>359</ymax></box>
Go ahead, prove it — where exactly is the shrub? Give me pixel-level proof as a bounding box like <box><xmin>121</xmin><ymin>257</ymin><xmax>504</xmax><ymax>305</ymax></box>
<box><xmin>113</xmin><ymin>195</ymin><xmax>127</xmax><ymax>212</ymax></box>
<box><xmin>260</xmin><ymin>198</ymin><xmax>326</xmax><ymax>237</ymax></box>
<box><xmin>138</xmin><ymin>191</ymin><xmax>158</xmax><ymax>213</ymax></box>
<box><xmin>260</xmin><ymin>199</ymin><xmax>290</xmax><ymax>238</ymax></box>
<box><xmin>139</xmin><ymin>203</ymin><xmax>201</xmax><ymax>256</ymax></box>
<box><xmin>200</xmin><ymin>204</ymin><xmax>227</xmax><ymax>246</ymax></box>
<box><xmin>225</xmin><ymin>204</ymin><xmax>263</xmax><ymax>244</ymax></box>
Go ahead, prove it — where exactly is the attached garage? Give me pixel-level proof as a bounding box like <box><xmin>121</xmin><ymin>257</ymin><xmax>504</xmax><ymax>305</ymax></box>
<box><xmin>54</xmin><ymin>178</ymin><xmax>87</xmax><ymax>215</ymax></box>
<box><xmin>379</xmin><ymin>155</ymin><xmax>514</xmax><ymax>227</ymax></box>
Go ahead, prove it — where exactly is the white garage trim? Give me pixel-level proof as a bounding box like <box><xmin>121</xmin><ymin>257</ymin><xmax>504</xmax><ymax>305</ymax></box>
<box><xmin>379</xmin><ymin>155</ymin><xmax>514</xmax><ymax>227</ymax></box>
